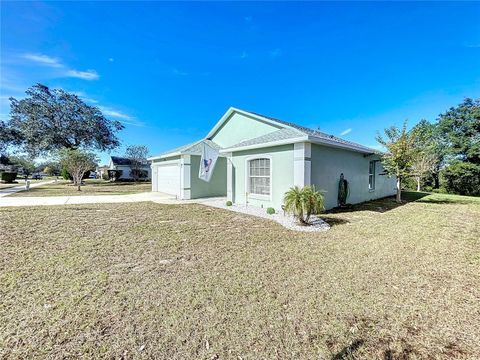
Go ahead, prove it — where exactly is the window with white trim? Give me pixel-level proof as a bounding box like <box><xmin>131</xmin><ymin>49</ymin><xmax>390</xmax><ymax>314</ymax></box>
<box><xmin>369</xmin><ymin>161</ymin><xmax>376</xmax><ymax>190</ymax></box>
<box><xmin>248</xmin><ymin>158</ymin><xmax>270</xmax><ymax>196</ymax></box>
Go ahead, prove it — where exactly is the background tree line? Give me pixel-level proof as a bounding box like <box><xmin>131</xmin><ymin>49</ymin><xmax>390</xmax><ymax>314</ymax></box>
<box><xmin>378</xmin><ymin>97</ymin><xmax>479</xmax><ymax>200</ymax></box>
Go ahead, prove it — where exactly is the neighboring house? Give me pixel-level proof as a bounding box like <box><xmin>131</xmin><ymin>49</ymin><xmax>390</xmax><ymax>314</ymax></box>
<box><xmin>96</xmin><ymin>165</ymin><xmax>110</xmax><ymax>179</ymax></box>
<box><xmin>149</xmin><ymin>108</ymin><xmax>396</xmax><ymax>210</ymax></box>
<box><xmin>109</xmin><ymin>156</ymin><xmax>152</xmax><ymax>180</ymax></box>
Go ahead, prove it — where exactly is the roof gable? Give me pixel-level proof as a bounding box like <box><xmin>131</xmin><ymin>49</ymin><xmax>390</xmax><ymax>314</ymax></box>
<box><xmin>218</xmin><ymin>109</ymin><xmax>379</xmax><ymax>154</ymax></box>
<box><xmin>207</xmin><ymin>108</ymin><xmax>286</xmax><ymax>148</ymax></box>
<box><xmin>150</xmin><ymin>107</ymin><xmax>379</xmax><ymax>160</ymax></box>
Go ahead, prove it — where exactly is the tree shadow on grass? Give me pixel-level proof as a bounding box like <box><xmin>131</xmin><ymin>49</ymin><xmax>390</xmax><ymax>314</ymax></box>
<box><xmin>321</xmin><ymin>215</ymin><xmax>350</xmax><ymax>227</ymax></box>
<box><xmin>402</xmin><ymin>191</ymin><xmax>479</xmax><ymax>205</ymax></box>
<box><xmin>326</xmin><ymin>191</ymin><xmax>438</xmax><ymax>215</ymax></box>
<box><xmin>332</xmin><ymin>339</ymin><xmax>365</xmax><ymax>359</ymax></box>
<box><xmin>326</xmin><ymin>197</ymin><xmax>406</xmax><ymax>214</ymax></box>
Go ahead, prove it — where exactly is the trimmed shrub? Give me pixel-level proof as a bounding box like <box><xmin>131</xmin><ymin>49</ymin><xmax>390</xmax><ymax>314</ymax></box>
<box><xmin>226</xmin><ymin>200</ymin><xmax>233</xmax><ymax>206</ymax></box>
<box><xmin>266</xmin><ymin>207</ymin><xmax>275</xmax><ymax>215</ymax></box>
<box><xmin>102</xmin><ymin>172</ymin><xmax>109</xmax><ymax>181</ymax></box>
<box><xmin>61</xmin><ymin>168</ymin><xmax>91</xmax><ymax>181</ymax></box>
<box><xmin>61</xmin><ymin>168</ymin><xmax>72</xmax><ymax>180</ymax></box>
<box><xmin>441</xmin><ymin>161</ymin><xmax>480</xmax><ymax>196</ymax></box>
<box><xmin>108</xmin><ymin>169</ymin><xmax>123</xmax><ymax>182</ymax></box>
<box><xmin>0</xmin><ymin>172</ymin><xmax>17</xmax><ymax>183</ymax></box>
<box><xmin>131</xmin><ymin>169</ymin><xmax>148</xmax><ymax>180</ymax></box>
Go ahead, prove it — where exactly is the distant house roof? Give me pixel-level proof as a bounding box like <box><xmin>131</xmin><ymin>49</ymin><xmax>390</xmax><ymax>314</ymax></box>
<box><xmin>110</xmin><ymin>156</ymin><xmax>150</xmax><ymax>166</ymax></box>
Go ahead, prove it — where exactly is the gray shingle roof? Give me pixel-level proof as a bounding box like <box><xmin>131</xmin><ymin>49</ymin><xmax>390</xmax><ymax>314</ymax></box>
<box><xmin>223</xmin><ymin>128</ymin><xmax>304</xmax><ymax>149</ymax></box>
<box><xmin>111</xmin><ymin>156</ymin><xmax>150</xmax><ymax>166</ymax></box>
<box><xmin>151</xmin><ymin>139</ymin><xmax>222</xmax><ymax>158</ymax></box>
<box><xmin>151</xmin><ymin>108</ymin><xmax>378</xmax><ymax>159</ymax></box>
<box><xmin>244</xmin><ymin>111</ymin><xmax>377</xmax><ymax>153</ymax></box>
<box><xmin>111</xmin><ymin>156</ymin><xmax>132</xmax><ymax>166</ymax></box>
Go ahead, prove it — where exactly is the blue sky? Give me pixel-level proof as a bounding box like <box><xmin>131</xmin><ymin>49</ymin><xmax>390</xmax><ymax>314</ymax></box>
<box><xmin>1</xmin><ymin>1</ymin><xmax>479</xmax><ymax>164</ymax></box>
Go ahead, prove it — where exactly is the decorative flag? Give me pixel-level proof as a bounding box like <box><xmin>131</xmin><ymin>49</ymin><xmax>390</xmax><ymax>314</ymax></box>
<box><xmin>198</xmin><ymin>142</ymin><xmax>219</xmax><ymax>182</ymax></box>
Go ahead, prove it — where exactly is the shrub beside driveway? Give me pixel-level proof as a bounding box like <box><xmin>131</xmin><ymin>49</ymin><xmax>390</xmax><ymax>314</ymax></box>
<box><xmin>0</xmin><ymin>193</ymin><xmax>479</xmax><ymax>358</ymax></box>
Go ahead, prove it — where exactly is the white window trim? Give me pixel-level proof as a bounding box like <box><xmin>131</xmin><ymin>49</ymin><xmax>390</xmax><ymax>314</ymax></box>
<box><xmin>244</xmin><ymin>155</ymin><xmax>273</xmax><ymax>201</ymax></box>
<box><xmin>368</xmin><ymin>160</ymin><xmax>376</xmax><ymax>191</ymax></box>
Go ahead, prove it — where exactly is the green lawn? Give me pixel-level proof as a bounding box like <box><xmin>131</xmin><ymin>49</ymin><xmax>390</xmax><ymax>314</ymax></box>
<box><xmin>9</xmin><ymin>179</ymin><xmax>151</xmax><ymax>197</ymax></box>
<box><xmin>1</xmin><ymin>192</ymin><xmax>479</xmax><ymax>358</ymax></box>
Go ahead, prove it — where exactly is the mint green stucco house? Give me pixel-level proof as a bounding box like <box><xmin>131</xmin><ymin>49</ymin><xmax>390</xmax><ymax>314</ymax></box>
<box><xmin>148</xmin><ymin>108</ymin><xmax>396</xmax><ymax>210</ymax></box>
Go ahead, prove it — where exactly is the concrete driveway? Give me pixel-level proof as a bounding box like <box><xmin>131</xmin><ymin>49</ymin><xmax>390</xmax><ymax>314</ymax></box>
<box><xmin>0</xmin><ymin>180</ymin><xmax>56</xmax><ymax>198</ymax></box>
<box><xmin>0</xmin><ymin>191</ymin><xmax>178</xmax><ymax>207</ymax></box>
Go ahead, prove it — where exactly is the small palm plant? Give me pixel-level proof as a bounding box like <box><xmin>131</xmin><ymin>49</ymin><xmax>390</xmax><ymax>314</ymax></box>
<box><xmin>284</xmin><ymin>185</ymin><xmax>325</xmax><ymax>225</ymax></box>
<box><xmin>284</xmin><ymin>186</ymin><xmax>305</xmax><ymax>224</ymax></box>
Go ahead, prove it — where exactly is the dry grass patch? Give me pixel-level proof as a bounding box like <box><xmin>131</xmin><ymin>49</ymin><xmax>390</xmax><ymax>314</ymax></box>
<box><xmin>1</xmin><ymin>193</ymin><xmax>479</xmax><ymax>359</ymax></box>
<box><xmin>0</xmin><ymin>183</ymin><xmax>20</xmax><ymax>190</ymax></box>
<box><xmin>9</xmin><ymin>179</ymin><xmax>151</xmax><ymax>197</ymax></box>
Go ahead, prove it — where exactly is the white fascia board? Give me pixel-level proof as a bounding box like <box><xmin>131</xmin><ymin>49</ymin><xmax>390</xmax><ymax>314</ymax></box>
<box><xmin>147</xmin><ymin>152</ymin><xmax>182</xmax><ymax>161</ymax></box>
<box><xmin>306</xmin><ymin>135</ymin><xmax>375</xmax><ymax>154</ymax></box>
<box><xmin>219</xmin><ymin>136</ymin><xmax>308</xmax><ymax>153</ymax></box>
<box><xmin>219</xmin><ymin>135</ymin><xmax>377</xmax><ymax>155</ymax></box>
<box><xmin>148</xmin><ymin>150</ymin><xmax>227</xmax><ymax>161</ymax></box>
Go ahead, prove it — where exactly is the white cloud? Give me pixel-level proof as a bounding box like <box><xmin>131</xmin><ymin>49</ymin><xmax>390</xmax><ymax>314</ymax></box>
<box><xmin>65</xmin><ymin>69</ymin><xmax>99</xmax><ymax>81</ymax></box>
<box><xmin>340</xmin><ymin>128</ymin><xmax>352</xmax><ymax>136</ymax></box>
<box><xmin>74</xmin><ymin>92</ymin><xmax>99</xmax><ymax>104</ymax></box>
<box><xmin>173</xmin><ymin>68</ymin><xmax>188</xmax><ymax>76</ymax></box>
<box><xmin>269</xmin><ymin>48</ymin><xmax>281</xmax><ymax>58</ymax></box>
<box><xmin>99</xmin><ymin>107</ymin><xmax>132</xmax><ymax>120</ymax></box>
<box><xmin>22</xmin><ymin>53</ymin><xmax>62</xmax><ymax>68</ymax></box>
<box><xmin>98</xmin><ymin>106</ymin><xmax>145</xmax><ymax>126</ymax></box>
<box><xmin>22</xmin><ymin>53</ymin><xmax>99</xmax><ymax>81</ymax></box>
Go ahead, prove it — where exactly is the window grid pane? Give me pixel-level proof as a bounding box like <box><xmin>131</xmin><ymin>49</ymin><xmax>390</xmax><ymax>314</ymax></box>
<box><xmin>249</xmin><ymin>158</ymin><xmax>270</xmax><ymax>195</ymax></box>
<box><xmin>369</xmin><ymin>161</ymin><xmax>375</xmax><ymax>189</ymax></box>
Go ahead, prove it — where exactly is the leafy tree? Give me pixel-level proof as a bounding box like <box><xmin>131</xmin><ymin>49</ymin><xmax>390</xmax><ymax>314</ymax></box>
<box><xmin>0</xmin><ymin>154</ymin><xmax>12</xmax><ymax>166</ymax></box>
<box><xmin>411</xmin><ymin>119</ymin><xmax>445</xmax><ymax>189</ymax></box>
<box><xmin>411</xmin><ymin>152</ymin><xmax>436</xmax><ymax>192</ymax></box>
<box><xmin>437</xmin><ymin>98</ymin><xmax>480</xmax><ymax>165</ymax></box>
<box><xmin>124</xmin><ymin>145</ymin><xmax>149</xmax><ymax>182</ymax></box>
<box><xmin>4</xmin><ymin>84</ymin><xmax>124</xmax><ymax>156</ymax></box>
<box><xmin>10</xmin><ymin>155</ymin><xmax>36</xmax><ymax>177</ymax></box>
<box><xmin>284</xmin><ymin>185</ymin><xmax>324</xmax><ymax>225</ymax></box>
<box><xmin>40</xmin><ymin>160</ymin><xmax>61</xmax><ymax>176</ymax></box>
<box><xmin>435</xmin><ymin>98</ymin><xmax>480</xmax><ymax>196</ymax></box>
<box><xmin>441</xmin><ymin>161</ymin><xmax>480</xmax><ymax>196</ymax></box>
<box><xmin>0</xmin><ymin>120</ymin><xmax>22</xmax><ymax>155</ymax></box>
<box><xmin>376</xmin><ymin>121</ymin><xmax>417</xmax><ymax>203</ymax></box>
<box><xmin>59</xmin><ymin>149</ymin><xmax>97</xmax><ymax>191</ymax></box>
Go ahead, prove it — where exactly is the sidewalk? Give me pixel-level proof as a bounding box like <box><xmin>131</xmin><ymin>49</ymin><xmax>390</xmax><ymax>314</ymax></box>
<box><xmin>0</xmin><ymin>180</ymin><xmax>56</xmax><ymax>198</ymax></box>
<box><xmin>0</xmin><ymin>191</ymin><xmax>178</xmax><ymax>207</ymax></box>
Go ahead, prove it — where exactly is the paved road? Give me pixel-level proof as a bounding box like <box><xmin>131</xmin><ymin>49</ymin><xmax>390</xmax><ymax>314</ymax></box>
<box><xmin>0</xmin><ymin>180</ymin><xmax>56</xmax><ymax>198</ymax></box>
<box><xmin>0</xmin><ymin>191</ymin><xmax>179</xmax><ymax>207</ymax></box>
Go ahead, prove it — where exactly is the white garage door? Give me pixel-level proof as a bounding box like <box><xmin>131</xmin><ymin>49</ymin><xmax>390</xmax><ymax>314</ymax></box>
<box><xmin>156</xmin><ymin>163</ymin><xmax>180</xmax><ymax>196</ymax></box>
